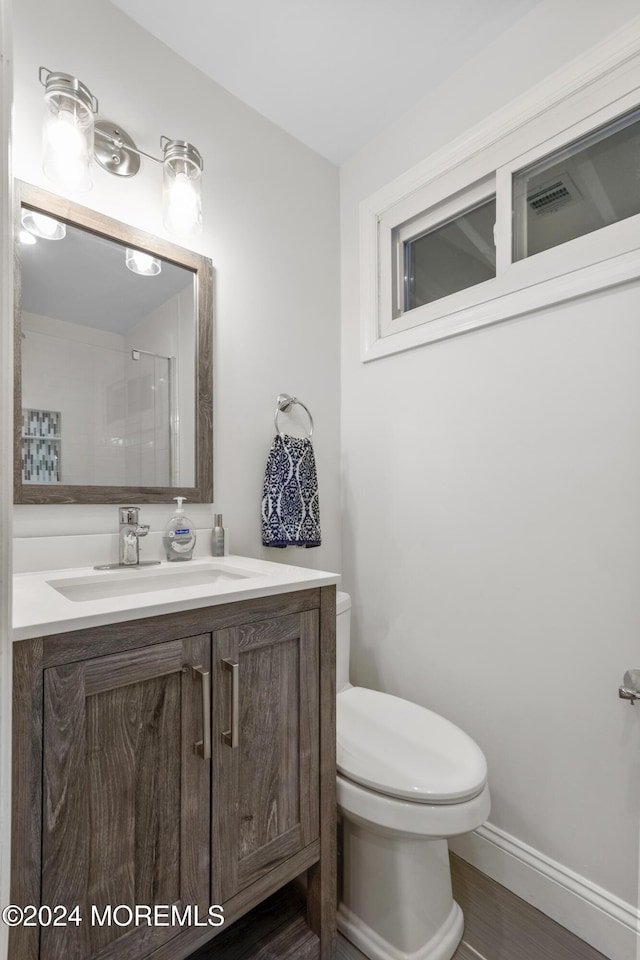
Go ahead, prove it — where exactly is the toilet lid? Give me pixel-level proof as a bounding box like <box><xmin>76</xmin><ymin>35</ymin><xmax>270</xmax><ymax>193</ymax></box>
<box><xmin>337</xmin><ymin>687</ymin><xmax>487</xmax><ymax>804</ymax></box>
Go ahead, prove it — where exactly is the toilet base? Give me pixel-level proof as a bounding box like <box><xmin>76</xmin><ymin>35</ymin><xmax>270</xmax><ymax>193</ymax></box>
<box><xmin>338</xmin><ymin>900</ymin><xmax>463</xmax><ymax>960</ymax></box>
<box><xmin>338</xmin><ymin>819</ymin><xmax>464</xmax><ymax>960</ymax></box>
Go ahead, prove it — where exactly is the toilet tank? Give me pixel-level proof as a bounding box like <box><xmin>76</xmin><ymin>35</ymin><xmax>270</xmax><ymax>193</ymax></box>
<box><xmin>336</xmin><ymin>591</ymin><xmax>352</xmax><ymax>693</ymax></box>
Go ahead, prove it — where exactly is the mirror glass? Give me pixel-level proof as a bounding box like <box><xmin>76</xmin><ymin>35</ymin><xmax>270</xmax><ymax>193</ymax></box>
<box><xmin>15</xmin><ymin>183</ymin><xmax>213</xmax><ymax>504</ymax></box>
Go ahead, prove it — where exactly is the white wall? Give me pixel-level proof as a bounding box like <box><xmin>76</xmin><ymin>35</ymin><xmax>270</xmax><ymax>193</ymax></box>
<box><xmin>12</xmin><ymin>0</ymin><xmax>341</xmax><ymax>573</ymax></box>
<box><xmin>340</xmin><ymin>2</ymin><xmax>640</xmax><ymax>957</ymax></box>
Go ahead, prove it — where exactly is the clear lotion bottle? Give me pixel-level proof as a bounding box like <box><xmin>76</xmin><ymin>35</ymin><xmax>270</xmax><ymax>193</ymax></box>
<box><xmin>163</xmin><ymin>497</ymin><xmax>196</xmax><ymax>561</ymax></box>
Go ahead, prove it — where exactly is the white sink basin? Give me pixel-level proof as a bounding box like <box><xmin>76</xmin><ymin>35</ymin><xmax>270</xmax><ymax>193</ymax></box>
<box><xmin>47</xmin><ymin>562</ymin><xmax>262</xmax><ymax>602</ymax></box>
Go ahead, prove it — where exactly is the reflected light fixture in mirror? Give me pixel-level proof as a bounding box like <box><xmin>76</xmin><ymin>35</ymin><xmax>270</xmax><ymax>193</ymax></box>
<box><xmin>21</xmin><ymin>209</ymin><xmax>66</xmax><ymax>240</ymax></box>
<box><xmin>126</xmin><ymin>248</ymin><xmax>162</xmax><ymax>276</ymax></box>
<box><xmin>39</xmin><ymin>68</ymin><xmax>204</xmax><ymax>236</ymax></box>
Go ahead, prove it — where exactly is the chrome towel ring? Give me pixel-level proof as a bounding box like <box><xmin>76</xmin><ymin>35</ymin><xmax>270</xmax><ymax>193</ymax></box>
<box><xmin>274</xmin><ymin>393</ymin><xmax>314</xmax><ymax>438</ymax></box>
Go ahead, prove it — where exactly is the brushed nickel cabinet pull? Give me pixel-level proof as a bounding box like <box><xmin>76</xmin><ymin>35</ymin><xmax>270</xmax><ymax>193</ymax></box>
<box><xmin>191</xmin><ymin>664</ymin><xmax>211</xmax><ymax>759</ymax></box>
<box><xmin>222</xmin><ymin>657</ymin><xmax>239</xmax><ymax>748</ymax></box>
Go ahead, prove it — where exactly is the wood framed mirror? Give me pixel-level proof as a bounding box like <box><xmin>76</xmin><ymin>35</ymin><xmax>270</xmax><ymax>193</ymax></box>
<box><xmin>14</xmin><ymin>181</ymin><xmax>213</xmax><ymax>504</ymax></box>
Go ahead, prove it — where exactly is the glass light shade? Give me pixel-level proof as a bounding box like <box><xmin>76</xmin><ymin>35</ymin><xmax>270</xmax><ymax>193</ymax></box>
<box><xmin>125</xmin><ymin>248</ymin><xmax>162</xmax><ymax>276</ymax></box>
<box><xmin>21</xmin><ymin>209</ymin><xmax>66</xmax><ymax>240</ymax></box>
<box><xmin>162</xmin><ymin>140</ymin><xmax>203</xmax><ymax>235</ymax></box>
<box><xmin>19</xmin><ymin>230</ymin><xmax>37</xmax><ymax>246</ymax></box>
<box><xmin>41</xmin><ymin>72</ymin><xmax>96</xmax><ymax>192</ymax></box>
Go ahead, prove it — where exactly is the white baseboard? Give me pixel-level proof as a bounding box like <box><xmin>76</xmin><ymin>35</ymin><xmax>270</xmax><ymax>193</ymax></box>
<box><xmin>449</xmin><ymin>823</ymin><xmax>639</xmax><ymax>960</ymax></box>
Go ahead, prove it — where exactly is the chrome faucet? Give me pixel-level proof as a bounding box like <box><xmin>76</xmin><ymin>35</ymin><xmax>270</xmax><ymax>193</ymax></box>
<box><xmin>119</xmin><ymin>507</ymin><xmax>150</xmax><ymax>565</ymax></box>
<box><xmin>94</xmin><ymin>507</ymin><xmax>161</xmax><ymax>570</ymax></box>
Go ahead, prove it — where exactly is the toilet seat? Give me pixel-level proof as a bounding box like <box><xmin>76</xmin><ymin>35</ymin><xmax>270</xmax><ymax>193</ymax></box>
<box><xmin>337</xmin><ymin>686</ymin><xmax>487</xmax><ymax>804</ymax></box>
<box><xmin>337</xmin><ymin>773</ymin><xmax>491</xmax><ymax>840</ymax></box>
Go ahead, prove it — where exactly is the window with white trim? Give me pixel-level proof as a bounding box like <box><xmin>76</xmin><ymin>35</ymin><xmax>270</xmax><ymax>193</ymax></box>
<box><xmin>361</xmin><ymin>38</ymin><xmax>640</xmax><ymax>362</ymax></box>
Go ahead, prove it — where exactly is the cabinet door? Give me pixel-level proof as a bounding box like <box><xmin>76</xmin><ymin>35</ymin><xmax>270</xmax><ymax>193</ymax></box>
<box><xmin>41</xmin><ymin>635</ymin><xmax>210</xmax><ymax>960</ymax></box>
<box><xmin>213</xmin><ymin>610</ymin><xmax>319</xmax><ymax>902</ymax></box>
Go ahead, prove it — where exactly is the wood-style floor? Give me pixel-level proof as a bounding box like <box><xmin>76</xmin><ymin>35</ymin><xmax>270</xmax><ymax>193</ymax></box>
<box><xmin>449</xmin><ymin>854</ymin><xmax>609</xmax><ymax>960</ymax></box>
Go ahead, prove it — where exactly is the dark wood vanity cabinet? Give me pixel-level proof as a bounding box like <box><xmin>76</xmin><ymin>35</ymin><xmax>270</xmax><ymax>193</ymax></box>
<box><xmin>11</xmin><ymin>587</ymin><xmax>336</xmax><ymax>960</ymax></box>
<box><xmin>41</xmin><ymin>635</ymin><xmax>211</xmax><ymax>960</ymax></box>
<box><xmin>212</xmin><ymin>610</ymin><xmax>320</xmax><ymax>903</ymax></box>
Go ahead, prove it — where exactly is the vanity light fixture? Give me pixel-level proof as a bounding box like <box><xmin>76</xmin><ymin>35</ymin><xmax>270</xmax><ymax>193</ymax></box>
<box><xmin>39</xmin><ymin>68</ymin><xmax>204</xmax><ymax>236</ymax></box>
<box><xmin>41</xmin><ymin>69</ymin><xmax>96</xmax><ymax>192</ymax></box>
<box><xmin>125</xmin><ymin>248</ymin><xmax>162</xmax><ymax>277</ymax></box>
<box><xmin>161</xmin><ymin>138</ymin><xmax>203</xmax><ymax>236</ymax></box>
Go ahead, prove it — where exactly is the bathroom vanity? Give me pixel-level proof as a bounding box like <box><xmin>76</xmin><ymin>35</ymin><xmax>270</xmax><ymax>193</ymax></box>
<box><xmin>11</xmin><ymin>184</ymin><xmax>337</xmax><ymax>959</ymax></box>
<box><xmin>11</xmin><ymin>558</ymin><xmax>337</xmax><ymax>960</ymax></box>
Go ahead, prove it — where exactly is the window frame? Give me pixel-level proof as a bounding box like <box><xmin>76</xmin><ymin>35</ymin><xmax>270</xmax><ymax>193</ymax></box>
<box><xmin>501</xmin><ymin>91</ymin><xmax>640</xmax><ymax>288</ymax></box>
<box><xmin>388</xmin><ymin>176</ymin><xmax>496</xmax><ymax>325</ymax></box>
<box><xmin>360</xmin><ymin>25</ymin><xmax>640</xmax><ymax>362</ymax></box>
<box><xmin>511</xmin><ymin>103</ymin><xmax>640</xmax><ymax>263</ymax></box>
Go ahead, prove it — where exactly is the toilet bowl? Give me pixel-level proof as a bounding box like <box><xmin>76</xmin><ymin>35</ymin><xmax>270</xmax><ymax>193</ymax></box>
<box><xmin>336</xmin><ymin>592</ymin><xmax>490</xmax><ymax>960</ymax></box>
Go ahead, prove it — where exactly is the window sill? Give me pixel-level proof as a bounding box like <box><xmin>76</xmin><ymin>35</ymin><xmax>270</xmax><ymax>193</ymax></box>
<box><xmin>364</xmin><ymin>245</ymin><xmax>640</xmax><ymax>361</ymax></box>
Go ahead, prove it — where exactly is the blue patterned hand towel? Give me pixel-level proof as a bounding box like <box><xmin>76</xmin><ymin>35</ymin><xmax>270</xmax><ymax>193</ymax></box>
<box><xmin>261</xmin><ymin>434</ymin><xmax>321</xmax><ymax>548</ymax></box>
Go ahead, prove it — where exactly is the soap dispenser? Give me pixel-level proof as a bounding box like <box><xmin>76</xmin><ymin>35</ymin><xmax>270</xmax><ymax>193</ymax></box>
<box><xmin>163</xmin><ymin>497</ymin><xmax>196</xmax><ymax>561</ymax></box>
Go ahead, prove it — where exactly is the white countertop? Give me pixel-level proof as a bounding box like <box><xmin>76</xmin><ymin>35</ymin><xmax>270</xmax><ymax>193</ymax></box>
<box><xmin>13</xmin><ymin>555</ymin><xmax>339</xmax><ymax>642</ymax></box>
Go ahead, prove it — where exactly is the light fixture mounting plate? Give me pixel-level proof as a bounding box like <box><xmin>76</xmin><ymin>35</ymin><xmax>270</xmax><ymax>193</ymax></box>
<box><xmin>94</xmin><ymin>121</ymin><xmax>141</xmax><ymax>177</ymax></box>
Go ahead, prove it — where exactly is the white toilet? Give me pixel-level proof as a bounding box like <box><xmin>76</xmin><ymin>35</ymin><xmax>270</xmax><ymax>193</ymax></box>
<box><xmin>336</xmin><ymin>592</ymin><xmax>490</xmax><ymax>960</ymax></box>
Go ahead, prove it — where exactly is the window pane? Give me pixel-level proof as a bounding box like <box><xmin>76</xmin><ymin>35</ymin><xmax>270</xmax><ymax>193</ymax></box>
<box><xmin>402</xmin><ymin>198</ymin><xmax>496</xmax><ymax>311</ymax></box>
<box><xmin>513</xmin><ymin>107</ymin><xmax>640</xmax><ymax>261</ymax></box>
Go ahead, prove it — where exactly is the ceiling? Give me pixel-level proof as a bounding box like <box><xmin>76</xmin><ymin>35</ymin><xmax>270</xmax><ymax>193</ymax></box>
<box><xmin>109</xmin><ymin>0</ymin><xmax>542</xmax><ymax>164</ymax></box>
